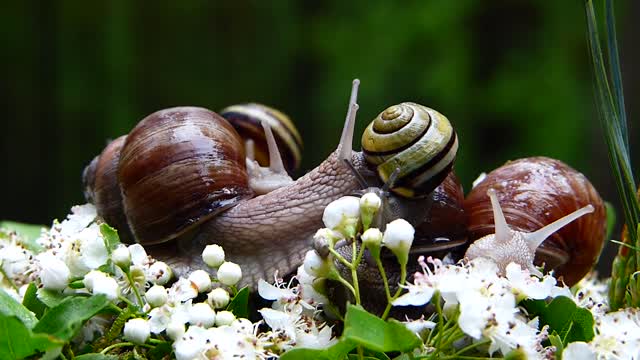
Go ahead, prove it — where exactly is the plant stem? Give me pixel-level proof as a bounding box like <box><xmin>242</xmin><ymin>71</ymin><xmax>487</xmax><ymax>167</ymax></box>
<box><xmin>381</xmin><ymin>264</ymin><xmax>407</xmax><ymax>319</ymax></box>
<box><xmin>328</xmin><ymin>247</ymin><xmax>354</xmax><ymax>268</ymax></box>
<box><xmin>351</xmin><ymin>240</ymin><xmax>361</xmax><ymax>304</ymax></box>
<box><xmin>125</xmin><ymin>270</ymin><xmax>145</xmax><ymax>307</ymax></box>
<box><xmin>375</xmin><ymin>257</ymin><xmax>392</xmax><ymax>304</ymax></box>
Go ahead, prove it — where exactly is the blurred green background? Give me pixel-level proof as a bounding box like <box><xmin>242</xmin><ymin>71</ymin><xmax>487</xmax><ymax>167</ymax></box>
<box><xmin>1</xmin><ymin>1</ymin><xmax>638</xmax><ymax>272</ymax></box>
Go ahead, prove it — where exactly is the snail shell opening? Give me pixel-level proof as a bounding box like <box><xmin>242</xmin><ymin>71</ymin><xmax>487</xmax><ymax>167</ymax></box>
<box><xmin>361</xmin><ymin>102</ymin><xmax>458</xmax><ymax>197</ymax></box>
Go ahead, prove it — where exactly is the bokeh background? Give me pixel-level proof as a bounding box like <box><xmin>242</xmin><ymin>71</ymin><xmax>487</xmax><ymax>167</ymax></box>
<box><xmin>1</xmin><ymin>1</ymin><xmax>638</xmax><ymax>274</ymax></box>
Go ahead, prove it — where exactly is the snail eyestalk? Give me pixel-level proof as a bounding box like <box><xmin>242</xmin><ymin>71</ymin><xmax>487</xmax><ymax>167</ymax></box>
<box><xmin>523</xmin><ymin>204</ymin><xmax>595</xmax><ymax>252</ymax></box>
<box><xmin>338</xmin><ymin>79</ymin><xmax>360</xmax><ymax>162</ymax></box>
<box><xmin>261</xmin><ymin>119</ymin><xmax>286</xmax><ymax>174</ymax></box>
<box><xmin>487</xmin><ymin>189</ymin><xmax>510</xmax><ymax>244</ymax></box>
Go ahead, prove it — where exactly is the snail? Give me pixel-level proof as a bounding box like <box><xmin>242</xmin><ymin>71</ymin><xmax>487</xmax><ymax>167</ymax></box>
<box><xmin>82</xmin><ymin>80</ymin><xmax>467</xmax><ymax>288</ymax></box>
<box><xmin>464</xmin><ymin>157</ymin><xmax>607</xmax><ymax>285</ymax></box>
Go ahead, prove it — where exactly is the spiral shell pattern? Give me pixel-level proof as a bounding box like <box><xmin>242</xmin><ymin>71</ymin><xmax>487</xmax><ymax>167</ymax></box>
<box><xmin>220</xmin><ymin>103</ymin><xmax>303</xmax><ymax>174</ymax></box>
<box><xmin>361</xmin><ymin>102</ymin><xmax>458</xmax><ymax>197</ymax></box>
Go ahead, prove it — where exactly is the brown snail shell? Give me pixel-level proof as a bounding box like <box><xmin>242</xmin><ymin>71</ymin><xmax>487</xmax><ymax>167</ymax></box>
<box><xmin>118</xmin><ymin>106</ymin><xmax>252</xmax><ymax>245</ymax></box>
<box><xmin>465</xmin><ymin>156</ymin><xmax>606</xmax><ymax>285</ymax></box>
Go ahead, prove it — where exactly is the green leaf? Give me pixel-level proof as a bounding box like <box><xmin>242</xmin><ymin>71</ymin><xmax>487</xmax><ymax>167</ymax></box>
<box><xmin>37</xmin><ymin>288</ymin><xmax>68</xmax><ymax>308</ymax></box>
<box><xmin>33</xmin><ymin>294</ymin><xmax>110</xmax><ymax>341</ymax></box>
<box><xmin>280</xmin><ymin>338</ymin><xmax>356</xmax><ymax>360</ymax></box>
<box><xmin>605</xmin><ymin>201</ymin><xmax>616</xmax><ymax>242</ymax></box>
<box><xmin>147</xmin><ymin>341</ymin><xmax>173</xmax><ymax>360</ymax></box>
<box><xmin>227</xmin><ymin>286</ymin><xmax>250</xmax><ymax>319</ymax></box>
<box><xmin>100</xmin><ymin>223</ymin><xmax>121</xmax><ymax>254</ymax></box>
<box><xmin>75</xmin><ymin>354</ymin><xmax>119</xmax><ymax>360</ymax></box>
<box><xmin>0</xmin><ymin>221</ymin><xmax>45</xmax><ymax>253</ymax></box>
<box><xmin>22</xmin><ymin>283</ymin><xmax>47</xmax><ymax>319</ymax></box>
<box><xmin>0</xmin><ymin>315</ymin><xmax>63</xmax><ymax>359</ymax></box>
<box><xmin>522</xmin><ymin>296</ymin><xmax>594</xmax><ymax>344</ymax></box>
<box><xmin>343</xmin><ymin>305</ymin><xmax>421</xmax><ymax>353</ymax></box>
<box><xmin>0</xmin><ymin>288</ymin><xmax>38</xmax><ymax>329</ymax></box>
<box><xmin>549</xmin><ymin>333</ymin><xmax>564</xmax><ymax>360</ymax></box>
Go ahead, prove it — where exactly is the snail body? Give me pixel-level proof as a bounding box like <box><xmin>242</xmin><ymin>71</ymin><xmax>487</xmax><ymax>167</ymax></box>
<box><xmin>464</xmin><ymin>157</ymin><xmax>606</xmax><ymax>285</ymax></box>
<box><xmin>83</xmin><ymin>80</ymin><xmax>466</xmax><ymax>288</ymax></box>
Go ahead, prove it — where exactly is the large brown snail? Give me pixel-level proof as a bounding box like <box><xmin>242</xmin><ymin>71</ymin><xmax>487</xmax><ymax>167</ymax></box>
<box><xmin>464</xmin><ymin>157</ymin><xmax>607</xmax><ymax>286</ymax></box>
<box><xmin>83</xmin><ymin>80</ymin><xmax>467</xmax><ymax>287</ymax></box>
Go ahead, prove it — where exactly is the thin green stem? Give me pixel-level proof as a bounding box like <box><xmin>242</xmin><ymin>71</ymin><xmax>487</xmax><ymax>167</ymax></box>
<box><xmin>101</xmin><ymin>342</ymin><xmax>153</xmax><ymax>354</ymax></box>
<box><xmin>453</xmin><ymin>339</ymin><xmax>492</xmax><ymax>356</ymax></box>
<box><xmin>335</xmin><ymin>275</ymin><xmax>357</xmax><ymax>298</ymax></box>
<box><xmin>351</xmin><ymin>240</ymin><xmax>361</xmax><ymax>304</ymax></box>
<box><xmin>375</xmin><ymin>257</ymin><xmax>392</xmax><ymax>303</ymax></box>
<box><xmin>381</xmin><ymin>264</ymin><xmax>407</xmax><ymax>319</ymax></box>
<box><xmin>328</xmin><ymin>247</ymin><xmax>353</xmax><ymax>268</ymax></box>
<box><xmin>125</xmin><ymin>270</ymin><xmax>145</xmax><ymax>307</ymax></box>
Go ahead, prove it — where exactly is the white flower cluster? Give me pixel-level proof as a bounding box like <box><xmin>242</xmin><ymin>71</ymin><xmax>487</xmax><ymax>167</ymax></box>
<box><xmin>0</xmin><ymin>230</ymin><xmax>38</xmax><ymax>300</ymax></box>
<box><xmin>393</xmin><ymin>256</ymin><xmax>570</xmax><ymax>359</ymax></box>
<box><xmin>257</xmin><ymin>266</ymin><xmax>337</xmax><ymax>353</ymax></box>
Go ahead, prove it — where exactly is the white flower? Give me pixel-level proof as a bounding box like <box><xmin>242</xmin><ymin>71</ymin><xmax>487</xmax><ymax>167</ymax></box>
<box><xmin>217</xmin><ymin>262</ymin><xmax>242</xmax><ymax>286</ymax></box>
<box><xmin>303</xmin><ymin>250</ymin><xmax>331</xmax><ymax>278</ymax></box>
<box><xmin>173</xmin><ymin>325</ymin><xmax>207</xmax><ymax>360</ymax></box>
<box><xmin>563</xmin><ymin>342</ymin><xmax>595</xmax><ymax>360</ymax></box>
<box><xmin>128</xmin><ymin>244</ymin><xmax>148</xmax><ymax>265</ymax></box>
<box><xmin>259</xmin><ymin>305</ymin><xmax>336</xmax><ymax>351</ymax></box>
<box><xmin>207</xmin><ymin>288</ymin><xmax>230</xmax><ymax>309</ymax></box>
<box><xmin>215</xmin><ymin>310</ymin><xmax>236</xmax><ymax>326</ymax></box>
<box><xmin>83</xmin><ymin>270</ymin><xmax>120</xmax><ymax>300</ymax></box>
<box><xmin>146</xmin><ymin>261</ymin><xmax>172</xmax><ymax>285</ymax></box>
<box><xmin>148</xmin><ymin>306</ymin><xmax>171</xmax><ymax>334</ymax></box>
<box><xmin>573</xmin><ymin>271</ymin><xmax>609</xmax><ymax>314</ymax></box>
<box><xmin>1</xmin><ymin>242</ymin><xmax>32</xmax><ymax>280</ymax></box>
<box><xmin>64</xmin><ymin>224</ymin><xmax>109</xmax><ymax>277</ymax></box>
<box><xmin>382</xmin><ymin>219</ymin><xmax>414</xmax><ymax>264</ymax></box>
<box><xmin>111</xmin><ymin>244</ymin><xmax>131</xmax><ymax>268</ymax></box>
<box><xmin>168</xmin><ymin>278</ymin><xmax>198</xmax><ymax>303</ymax></box>
<box><xmin>505</xmin><ymin>262</ymin><xmax>566</xmax><ymax>301</ymax></box>
<box><xmin>145</xmin><ymin>285</ymin><xmax>168</xmax><ymax>308</ymax></box>
<box><xmin>485</xmin><ymin>317</ymin><xmax>548</xmax><ymax>358</ymax></box>
<box><xmin>457</xmin><ymin>281</ymin><xmax>516</xmax><ymax>339</ymax></box>
<box><xmin>584</xmin><ymin>307</ymin><xmax>640</xmax><ymax>359</ymax></box>
<box><xmin>296</xmin><ymin>265</ymin><xmax>329</xmax><ymax>306</ymax></box>
<box><xmin>189</xmin><ymin>302</ymin><xmax>216</xmax><ymax>328</ymax></box>
<box><xmin>403</xmin><ymin>317</ymin><xmax>436</xmax><ymax>335</ymax></box>
<box><xmin>322</xmin><ymin>196</ymin><xmax>360</xmax><ymax>237</ymax></box>
<box><xmin>37</xmin><ymin>252</ymin><xmax>70</xmax><ymax>291</ymax></box>
<box><xmin>166</xmin><ymin>320</ymin><xmax>185</xmax><ymax>341</ymax></box>
<box><xmin>58</xmin><ymin>204</ymin><xmax>97</xmax><ymax>237</ymax></box>
<box><xmin>258</xmin><ymin>278</ymin><xmax>297</xmax><ymax>302</ymax></box>
<box><xmin>361</xmin><ymin>228</ymin><xmax>383</xmax><ymax>255</ymax></box>
<box><xmin>202</xmin><ymin>244</ymin><xmax>225</xmax><ymax>268</ymax></box>
<box><xmin>123</xmin><ymin>318</ymin><xmax>150</xmax><ymax>344</ymax></box>
<box><xmin>188</xmin><ymin>270</ymin><xmax>212</xmax><ymax>293</ymax></box>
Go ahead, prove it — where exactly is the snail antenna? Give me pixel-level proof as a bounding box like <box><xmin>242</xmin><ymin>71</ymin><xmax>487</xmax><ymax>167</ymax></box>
<box><xmin>382</xmin><ymin>167</ymin><xmax>401</xmax><ymax>194</ymax></box>
<box><xmin>261</xmin><ymin>119</ymin><xmax>286</xmax><ymax>174</ymax></box>
<box><xmin>338</xmin><ymin>79</ymin><xmax>360</xmax><ymax>162</ymax></box>
<box><xmin>342</xmin><ymin>158</ymin><xmax>369</xmax><ymax>189</ymax></box>
<box><xmin>487</xmin><ymin>188</ymin><xmax>511</xmax><ymax>244</ymax></box>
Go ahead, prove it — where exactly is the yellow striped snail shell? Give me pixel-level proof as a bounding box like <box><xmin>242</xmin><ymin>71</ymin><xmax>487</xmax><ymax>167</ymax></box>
<box><xmin>361</xmin><ymin>102</ymin><xmax>459</xmax><ymax>198</ymax></box>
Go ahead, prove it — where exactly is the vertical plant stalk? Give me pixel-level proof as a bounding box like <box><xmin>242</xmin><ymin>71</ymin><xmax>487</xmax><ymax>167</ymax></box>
<box><xmin>585</xmin><ymin>0</ymin><xmax>640</xmax><ymax>309</ymax></box>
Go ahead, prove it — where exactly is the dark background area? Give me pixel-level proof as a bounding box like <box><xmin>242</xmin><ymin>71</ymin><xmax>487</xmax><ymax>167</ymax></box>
<box><xmin>1</xmin><ymin>1</ymin><xmax>638</xmax><ymax>274</ymax></box>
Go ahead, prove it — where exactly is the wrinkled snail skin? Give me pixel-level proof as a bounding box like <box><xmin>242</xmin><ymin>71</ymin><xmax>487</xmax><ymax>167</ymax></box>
<box><xmin>464</xmin><ymin>157</ymin><xmax>606</xmax><ymax>286</ymax></box>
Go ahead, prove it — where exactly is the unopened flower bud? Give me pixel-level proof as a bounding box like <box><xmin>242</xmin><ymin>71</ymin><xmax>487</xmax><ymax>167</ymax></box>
<box><xmin>188</xmin><ymin>270</ymin><xmax>212</xmax><ymax>293</ymax></box>
<box><xmin>361</xmin><ymin>228</ymin><xmax>383</xmax><ymax>259</ymax></box>
<box><xmin>202</xmin><ymin>244</ymin><xmax>225</xmax><ymax>268</ymax></box>
<box><xmin>147</xmin><ymin>261</ymin><xmax>172</xmax><ymax>285</ymax></box>
<box><xmin>111</xmin><ymin>244</ymin><xmax>131</xmax><ymax>268</ymax></box>
<box><xmin>83</xmin><ymin>270</ymin><xmax>120</xmax><ymax>300</ymax></box>
<box><xmin>303</xmin><ymin>250</ymin><xmax>331</xmax><ymax>278</ymax></box>
<box><xmin>189</xmin><ymin>302</ymin><xmax>216</xmax><ymax>328</ymax></box>
<box><xmin>166</xmin><ymin>320</ymin><xmax>185</xmax><ymax>340</ymax></box>
<box><xmin>360</xmin><ymin>192</ymin><xmax>382</xmax><ymax>230</ymax></box>
<box><xmin>217</xmin><ymin>262</ymin><xmax>242</xmax><ymax>286</ymax></box>
<box><xmin>322</xmin><ymin>196</ymin><xmax>360</xmax><ymax>238</ymax></box>
<box><xmin>207</xmin><ymin>288</ymin><xmax>230</xmax><ymax>309</ymax></box>
<box><xmin>123</xmin><ymin>318</ymin><xmax>150</xmax><ymax>344</ymax></box>
<box><xmin>215</xmin><ymin>310</ymin><xmax>236</xmax><ymax>326</ymax></box>
<box><xmin>382</xmin><ymin>219</ymin><xmax>415</xmax><ymax>267</ymax></box>
<box><xmin>145</xmin><ymin>285</ymin><xmax>168</xmax><ymax>308</ymax></box>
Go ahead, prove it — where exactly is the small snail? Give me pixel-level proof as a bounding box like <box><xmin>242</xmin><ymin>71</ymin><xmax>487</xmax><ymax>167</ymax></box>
<box><xmin>83</xmin><ymin>80</ymin><xmax>466</xmax><ymax>287</ymax></box>
<box><xmin>464</xmin><ymin>157</ymin><xmax>607</xmax><ymax>285</ymax></box>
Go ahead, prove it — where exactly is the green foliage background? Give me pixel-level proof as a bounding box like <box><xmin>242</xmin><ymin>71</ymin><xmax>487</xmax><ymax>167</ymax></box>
<box><xmin>1</xmin><ymin>1</ymin><xmax>638</xmax><ymax>272</ymax></box>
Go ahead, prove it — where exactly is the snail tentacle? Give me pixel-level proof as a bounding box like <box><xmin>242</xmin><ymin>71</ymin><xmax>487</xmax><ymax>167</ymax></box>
<box><xmin>338</xmin><ymin>79</ymin><xmax>360</xmax><ymax>162</ymax></box>
<box><xmin>246</xmin><ymin>120</ymin><xmax>294</xmax><ymax>195</ymax></box>
<box><xmin>487</xmin><ymin>189</ymin><xmax>510</xmax><ymax>244</ymax></box>
<box><xmin>523</xmin><ymin>204</ymin><xmax>594</xmax><ymax>252</ymax></box>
